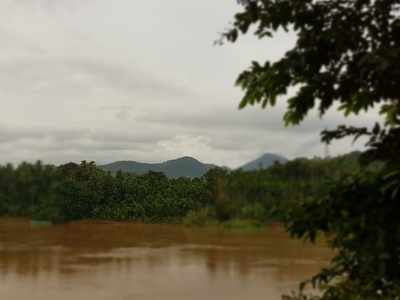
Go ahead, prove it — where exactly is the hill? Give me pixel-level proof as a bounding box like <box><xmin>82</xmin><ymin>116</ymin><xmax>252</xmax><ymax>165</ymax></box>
<box><xmin>239</xmin><ymin>153</ymin><xmax>289</xmax><ymax>171</ymax></box>
<box><xmin>99</xmin><ymin>156</ymin><xmax>216</xmax><ymax>178</ymax></box>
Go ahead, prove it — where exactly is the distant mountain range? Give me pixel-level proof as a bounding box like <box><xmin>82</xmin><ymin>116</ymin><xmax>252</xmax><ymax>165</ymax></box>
<box><xmin>99</xmin><ymin>153</ymin><xmax>290</xmax><ymax>178</ymax></box>
<box><xmin>100</xmin><ymin>156</ymin><xmax>217</xmax><ymax>178</ymax></box>
<box><xmin>239</xmin><ymin>153</ymin><xmax>289</xmax><ymax>171</ymax></box>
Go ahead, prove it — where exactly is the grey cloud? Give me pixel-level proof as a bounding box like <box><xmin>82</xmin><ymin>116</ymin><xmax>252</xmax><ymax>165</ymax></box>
<box><xmin>0</xmin><ymin>0</ymin><xmax>378</xmax><ymax>167</ymax></box>
<box><xmin>0</xmin><ymin>58</ymin><xmax>192</xmax><ymax>99</ymax></box>
<box><xmin>138</xmin><ymin>102</ymin><xmax>375</xmax><ymax>140</ymax></box>
<box><xmin>0</xmin><ymin>125</ymin><xmax>170</xmax><ymax>164</ymax></box>
<box><xmin>0</xmin><ymin>126</ymin><xmax>167</xmax><ymax>145</ymax></box>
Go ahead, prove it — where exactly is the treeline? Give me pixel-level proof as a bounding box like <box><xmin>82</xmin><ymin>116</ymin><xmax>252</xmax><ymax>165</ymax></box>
<box><xmin>0</xmin><ymin>161</ymin><xmax>210</xmax><ymax>223</ymax></box>
<box><xmin>0</xmin><ymin>153</ymin><xmax>363</xmax><ymax>224</ymax></box>
<box><xmin>199</xmin><ymin>152</ymin><xmax>362</xmax><ymax>224</ymax></box>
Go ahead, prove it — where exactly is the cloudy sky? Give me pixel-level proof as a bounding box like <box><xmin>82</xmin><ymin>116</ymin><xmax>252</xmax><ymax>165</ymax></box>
<box><xmin>0</xmin><ymin>0</ymin><xmax>378</xmax><ymax>168</ymax></box>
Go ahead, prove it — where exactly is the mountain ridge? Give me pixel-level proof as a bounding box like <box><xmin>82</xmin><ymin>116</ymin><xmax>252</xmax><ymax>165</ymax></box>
<box><xmin>100</xmin><ymin>156</ymin><xmax>217</xmax><ymax>178</ymax></box>
<box><xmin>239</xmin><ymin>153</ymin><xmax>289</xmax><ymax>171</ymax></box>
<box><xmin>99</xmin><ymin>153</ymin><xmax>290</xmax><ymax>178</ymax></box>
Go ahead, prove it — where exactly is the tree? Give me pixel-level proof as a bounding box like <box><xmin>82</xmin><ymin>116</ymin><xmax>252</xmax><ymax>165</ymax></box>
<box><xmin>225</xmin><ymin>1</ymin><xmax>400</xmax><ymax>299</ymax></box>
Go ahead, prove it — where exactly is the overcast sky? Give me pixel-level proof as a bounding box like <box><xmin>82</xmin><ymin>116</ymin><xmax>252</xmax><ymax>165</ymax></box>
<box><xmin>0</xmin><ymin>0</ymin><xmax>378</xmax><ymax>168</ymax></box>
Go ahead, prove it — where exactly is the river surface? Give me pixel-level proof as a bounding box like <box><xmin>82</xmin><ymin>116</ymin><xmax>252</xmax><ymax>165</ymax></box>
<box><xmin>0</xmin><ymin>218</ymin><xmax>331</xmax><ymax>300</ymax></box>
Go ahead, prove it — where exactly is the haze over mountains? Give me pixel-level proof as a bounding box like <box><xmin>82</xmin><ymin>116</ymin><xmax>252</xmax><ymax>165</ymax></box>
<box><xmin>100</xmin><ymin>153</ymin><xmax>289</xmax><ymax>178</ymax></box>
<box><xmin>240</xmin><ymin>153</ymin><xmax>289</xmax><ymax>171</ymax></box>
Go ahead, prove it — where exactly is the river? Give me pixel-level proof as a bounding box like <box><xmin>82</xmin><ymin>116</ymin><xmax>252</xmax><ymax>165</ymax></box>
<box><xmin>0</xmin><ymin>218</ymin><xmax>331</xmax><ymax>300</ymax></box>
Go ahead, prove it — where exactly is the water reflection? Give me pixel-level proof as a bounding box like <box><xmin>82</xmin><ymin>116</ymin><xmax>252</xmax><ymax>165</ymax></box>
<box><xmin>0</xmin><ymin>218</ymin><xmax>331</xmax><ymax>300</ymax></box>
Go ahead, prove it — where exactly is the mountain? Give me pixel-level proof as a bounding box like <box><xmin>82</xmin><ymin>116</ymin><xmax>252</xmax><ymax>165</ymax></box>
<box><xmin>240</xmin><ymin>153</ymin><xmax>289</xmax><ymax>171</ymax></box>
<box><xmin>100</xmin><ymin>153</ymin><xmax>290</xmax><ymax>177</ymax></box>
<box><xmin>99</xmin><ymin>156</ymin><xmax>216</xmax><ymax>178</ymax></box>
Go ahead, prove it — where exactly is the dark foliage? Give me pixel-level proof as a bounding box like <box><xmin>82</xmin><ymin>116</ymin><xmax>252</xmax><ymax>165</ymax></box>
<box><xmin>226</xmin><ymin>0</ymin><xmax>400</xmax><ymax>298</ymax></box>
<box><xmin>0</xmin><ymin>154</ymin><xmax>359</xmax><ymax>225</ymax></box>
<box><xmin>0</xmin><ymin>161</ymin><xmax>211</xmax><ymax>223</ymax></box>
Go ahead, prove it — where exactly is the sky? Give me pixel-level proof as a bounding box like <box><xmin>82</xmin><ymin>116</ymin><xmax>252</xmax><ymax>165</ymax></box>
<box><xmin>0</xmin><ymin>0</ymin><xmax>378</xmax><ymax>168</ymax></box>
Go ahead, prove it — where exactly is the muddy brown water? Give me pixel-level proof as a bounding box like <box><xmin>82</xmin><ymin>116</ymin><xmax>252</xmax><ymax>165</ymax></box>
<box><xmin>0</xmin><ymin>218</ymin><xmax>331</xmax><ymax>300</ymax></box>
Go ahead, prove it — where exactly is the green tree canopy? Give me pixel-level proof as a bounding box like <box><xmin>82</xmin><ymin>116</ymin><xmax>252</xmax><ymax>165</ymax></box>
<box><xmin>227</xmin><ymin>0</ymin><xmax>399</xmax><ymax>123</ymax></box>
<box><xmin>226</xmin><ymin>0</ymin><xmax>399</xmax><ymax>163</ymax></box>
<box><xmin>226</xmin><ymin>1</ymin><xmax>400</xmax><ymax>299</ymax></box>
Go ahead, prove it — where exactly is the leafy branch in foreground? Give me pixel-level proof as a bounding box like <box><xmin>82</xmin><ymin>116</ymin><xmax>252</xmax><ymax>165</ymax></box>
<box><xmin>226</xmin><ymin>0</ymin><xmax>400</xmax><ymax>298</ymax></box>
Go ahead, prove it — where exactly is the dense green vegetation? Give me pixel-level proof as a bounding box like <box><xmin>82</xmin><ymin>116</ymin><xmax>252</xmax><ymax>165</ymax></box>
<box><xmin>226</xmin><ymin>0</ymin><xmax>400</xmax><ymax>299</ymax></box>
<box><xmin>0</xmin><ymin>161</ymin><xmax>210</xmax><ymax>223</ymax></box>
<box><xmin>195</xmin><ymin>152</ymin><xmax>362</xmax><ymax>224</ymax></box>
<box><xmin>0</xmin><ymin>153</ymin><xmax>361</xmax><ymax>226</ymax></box>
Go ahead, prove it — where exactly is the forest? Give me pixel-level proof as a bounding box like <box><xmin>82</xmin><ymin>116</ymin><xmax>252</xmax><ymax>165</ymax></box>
<box><xmin>0</xmin><ymin>152</ymin><xmax>365</xmax><ymax>225</ymax></box>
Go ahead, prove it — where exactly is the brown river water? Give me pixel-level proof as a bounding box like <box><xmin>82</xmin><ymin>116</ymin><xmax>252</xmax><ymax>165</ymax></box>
<box><xmin>0</xmin><ymin>218</ymin><xmax>331</xmax><ymax>300</ymax></box>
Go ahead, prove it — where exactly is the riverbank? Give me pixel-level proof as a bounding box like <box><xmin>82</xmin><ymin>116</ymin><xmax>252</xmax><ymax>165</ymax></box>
<box><xmin>27</xmin><ymin>216</ymin><xmax>275</xmax><ymax>232</ymax></box>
